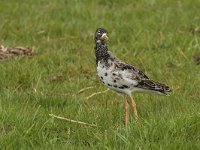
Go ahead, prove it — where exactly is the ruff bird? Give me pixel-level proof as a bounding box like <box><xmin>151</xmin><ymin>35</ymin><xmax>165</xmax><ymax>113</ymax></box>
<box><xmin>94</xmin><ymin>28</ymin><xmax>171</xmax><ymax>125</ymax></box>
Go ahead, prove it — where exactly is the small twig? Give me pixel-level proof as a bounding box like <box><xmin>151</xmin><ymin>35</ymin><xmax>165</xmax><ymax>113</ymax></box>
<box><xmin>178</xmin><ymin>48</ymin><xmax>189</xmax><ymax>61</ymax></box>
<box><xmin>49</xmin><ymin>114</ymin><xmax>97</xmax><ymax>127</ymax></box>
<box><xmin>77</xmin><ymin>86</ymin><xmax>94</xmax><ymax>94</ymax></box>
<box><xmin>85</xmin><ymin>89</ymin><xmax>109</xmax><ymax>100</ymax></box>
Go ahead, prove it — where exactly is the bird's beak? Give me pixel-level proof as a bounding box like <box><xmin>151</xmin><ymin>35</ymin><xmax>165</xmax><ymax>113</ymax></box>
<box><xmin>100</xmin><ymin>33</ymin><xmax>109</xmax><ymax>41</ymax></box>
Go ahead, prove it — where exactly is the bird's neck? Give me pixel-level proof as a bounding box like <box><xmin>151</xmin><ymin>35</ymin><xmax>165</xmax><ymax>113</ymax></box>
<box><xmin>95</xmin><ymin>40</ymin><xmax>110</xmax><ymax>65</ymax></box>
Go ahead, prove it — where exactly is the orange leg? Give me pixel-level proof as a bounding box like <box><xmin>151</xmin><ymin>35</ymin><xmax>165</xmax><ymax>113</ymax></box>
<box><xmin>124</xmin><ymin>96</ymin><xmax>130</xmax><ymax>125</ymax></box>
<box><xmin>130</xmin><ymin>95</ymin><xmax>138</xmax><ymax>120</ymax></box>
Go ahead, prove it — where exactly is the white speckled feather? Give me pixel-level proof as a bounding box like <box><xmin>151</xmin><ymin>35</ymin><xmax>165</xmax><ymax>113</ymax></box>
<box><xmin>97</xmin><ymin>60</ymin><xmax>140</xmax><ymax>95</ymax></box>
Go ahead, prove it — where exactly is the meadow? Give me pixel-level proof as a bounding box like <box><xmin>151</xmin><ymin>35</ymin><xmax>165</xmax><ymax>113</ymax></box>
<box><xmin>0</xmin><ymin>0</ymin><xmax>200</xmax><ymax>149</ymax></box>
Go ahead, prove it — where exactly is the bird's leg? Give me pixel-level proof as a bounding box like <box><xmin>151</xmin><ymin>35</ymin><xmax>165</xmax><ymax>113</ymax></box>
<box><xmin>124</xmin><ymin>96</ymin><xmax>130</xmax><ymax>125</ymax></box>
<box><xmin>130</xmin><ymin>95</ymin><xmax>138</xmax><ymax>120</ymax></box>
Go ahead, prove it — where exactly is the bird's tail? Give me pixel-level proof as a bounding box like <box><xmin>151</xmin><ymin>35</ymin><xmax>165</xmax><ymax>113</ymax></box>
<box><xmin>138</xmin><ymin>79</ymin><xmax>172</xmax><ymax>95</ymax></box>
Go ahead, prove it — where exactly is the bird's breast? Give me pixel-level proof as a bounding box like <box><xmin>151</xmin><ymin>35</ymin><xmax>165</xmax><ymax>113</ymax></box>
<box><xmin>96</xmin><ymin>61</ymin><xmax>134</xmax><ymax>95</ymax></box>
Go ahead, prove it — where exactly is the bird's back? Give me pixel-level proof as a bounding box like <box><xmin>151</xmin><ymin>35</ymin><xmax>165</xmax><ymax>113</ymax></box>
<box><xmin>97</xmin><ymin>52</ymin><xmax>171</xmax><ymax>95</ymax></box>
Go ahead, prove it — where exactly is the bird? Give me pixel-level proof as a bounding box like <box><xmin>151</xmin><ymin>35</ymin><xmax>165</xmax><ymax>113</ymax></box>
<box><xmin>94</xmin><ymin>28</ymin><xmax>172</xmax><ymax>125</ymax></box>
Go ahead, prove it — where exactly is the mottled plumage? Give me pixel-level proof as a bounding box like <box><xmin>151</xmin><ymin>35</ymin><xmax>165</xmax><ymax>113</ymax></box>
<box><xmin>95</xmin><ymin>28</ymin><xmax>171</xmax><ymax>96</ymax></box>
<box><xmin>94</xmin><ymin>28</ymin><xmax>171</xmax><ymax>125</ymax></box>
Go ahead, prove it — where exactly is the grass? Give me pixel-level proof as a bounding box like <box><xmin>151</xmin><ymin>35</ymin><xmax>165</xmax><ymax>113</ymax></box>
<box><xmin>0</xmin><ymin>0</ymin><xmax>200</xmax><ymax>149</ymax></box>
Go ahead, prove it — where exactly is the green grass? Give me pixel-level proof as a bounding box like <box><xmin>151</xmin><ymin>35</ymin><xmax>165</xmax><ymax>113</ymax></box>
<box><xmin>0</xmin><ymin>0</ymin><xmax>200</xmax><ymax>149</ymax></box>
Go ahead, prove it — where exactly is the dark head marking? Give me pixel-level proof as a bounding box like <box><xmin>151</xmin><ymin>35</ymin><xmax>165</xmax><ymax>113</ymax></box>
<box><xmin>94</xmin><ymin>28</ymin><xmax>108</xmax><ymax>43</ymax></box>
<box><xmin>94</xmin><ymin>28</ymin><xmax>110</xmax><ymax>65</ymax></box>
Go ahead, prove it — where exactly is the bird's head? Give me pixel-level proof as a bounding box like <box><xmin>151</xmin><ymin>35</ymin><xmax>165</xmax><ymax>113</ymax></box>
<box><xmin>94</xmin><ymin>28</ymin><xmax>109</xmax><ymax>44</ymax></box>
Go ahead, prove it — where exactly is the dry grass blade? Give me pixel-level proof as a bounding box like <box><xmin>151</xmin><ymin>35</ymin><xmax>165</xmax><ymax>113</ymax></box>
<box><xmin>85</xmin><ymin>89</ymin><xmax>109</xmax><ymax>100</ymax></box>
<box><xmin>44</xmin><ymin>92</ymin><xmax>70</xmax><ymax>96</ymax></box>
<box><xmin>77</xmin><ymin>86</ymin><xmax>94</xmax><ymax>94</ymax></box>
<box><xmin>177</xmin><ymin>48</ymin><xmax>189</xmax><ymax>61</ymax></box>
<box><xmin>49</xmin><ymin>114</ymin><xmax>97</xmax><ymax>127</ymax></box>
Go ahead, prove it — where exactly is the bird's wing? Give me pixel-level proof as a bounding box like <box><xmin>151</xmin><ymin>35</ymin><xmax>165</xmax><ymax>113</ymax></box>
<box><xmin>108</xmin><ymin>52</ymin><xmax>171</xmax><ymax>94</ymax></box>
<box><xmin>108</xmin><ymin>51</ymin><xmax>149</xmax><ymax>80</ymax></box>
